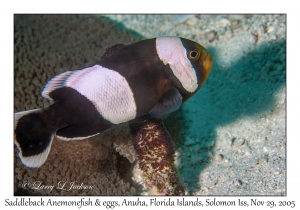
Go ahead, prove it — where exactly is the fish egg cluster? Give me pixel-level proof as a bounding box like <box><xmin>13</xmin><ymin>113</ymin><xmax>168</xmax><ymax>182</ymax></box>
<box><xmin>131</xmin><ymin>119</ymin><xmax>185</xmax><ymax>195</ymax></box>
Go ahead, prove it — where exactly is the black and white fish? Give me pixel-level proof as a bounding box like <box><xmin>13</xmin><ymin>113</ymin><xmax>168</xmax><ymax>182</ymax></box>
<box><xmin>14</xmin><ymin>37</ymin><xmax>212</xmax><ymax>168</ymax></box>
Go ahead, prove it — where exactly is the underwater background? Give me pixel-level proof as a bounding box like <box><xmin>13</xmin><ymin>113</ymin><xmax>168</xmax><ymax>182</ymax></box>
<box><xmin>14</xmin><ymin>14</ymin><xmax>286</xmax><ymax>195</ymax></box>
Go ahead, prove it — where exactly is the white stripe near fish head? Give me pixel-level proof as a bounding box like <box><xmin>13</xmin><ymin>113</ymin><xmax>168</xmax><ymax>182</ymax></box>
<box><xmin>155</xmin><ymin>37</ymin><xmax>198</xmax><ymax>92</ymax></box>
<box><xmin>65</xmin><ymin>65</ymin><xmax>137</xmax><ymax>124</ymax></box>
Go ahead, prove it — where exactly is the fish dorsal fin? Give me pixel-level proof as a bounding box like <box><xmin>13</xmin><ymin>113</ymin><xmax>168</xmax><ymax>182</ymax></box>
<box><xmin>41</xmin><ymin>70</ymin><xmax>76</xmax><ymax>100</ymax></box>
<box><xmin>149</xmin><ymin>86</ymin><xmax>183</xmax><ymax>119</ymax></box>
<box><xmin>42</xmin><ymin>43</ymin><xmax>125</xmax><ymax>101</ymax></box>
<box><xmin>101</xmin><ymin>43</ymin><xmax>125</xmax><ymax>60</ymax></box>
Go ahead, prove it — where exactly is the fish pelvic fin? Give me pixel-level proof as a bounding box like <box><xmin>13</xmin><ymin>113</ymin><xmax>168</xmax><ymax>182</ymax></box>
<box><xmin>14</xmin><ymin>109</ymin><xmax>55</xmax><ymax>168</ymax></box>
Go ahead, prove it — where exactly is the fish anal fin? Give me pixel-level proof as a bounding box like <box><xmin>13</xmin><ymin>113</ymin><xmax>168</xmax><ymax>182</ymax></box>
<box><xmin>56</xmin><ymin>123</ymin><xmax>100</xmax><ymax>141</ymax></box>
<box><xmin>41</xmin><ymin>71</ymin><xmax>74</xmax><ymax>100</ymax></box>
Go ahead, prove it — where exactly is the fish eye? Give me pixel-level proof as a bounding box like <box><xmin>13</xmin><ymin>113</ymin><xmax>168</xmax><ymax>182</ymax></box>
<box><xmin>188</xmin><ymin>50</ymin><xmax>200</xmax><ymax>60</ymax></box>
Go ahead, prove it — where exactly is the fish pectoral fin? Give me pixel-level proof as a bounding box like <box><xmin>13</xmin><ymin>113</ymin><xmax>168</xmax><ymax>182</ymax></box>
<box><xmin>149</xmin><ymin>86</ymin><xmax>183</xmax><ymax>118</ymax></box>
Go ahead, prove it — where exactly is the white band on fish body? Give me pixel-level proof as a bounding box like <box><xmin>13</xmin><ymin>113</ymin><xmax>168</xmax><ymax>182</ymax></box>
<box><xmin>43</xmin><ymin>65</ymin><xmax>137</xmax><ymax>124</ymax></box>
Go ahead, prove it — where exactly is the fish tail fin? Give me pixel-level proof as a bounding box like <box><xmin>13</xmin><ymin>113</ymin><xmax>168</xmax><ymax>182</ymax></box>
<box><xmin>14</xmin><ymin>108</ymin><xmax>55</xmax><ymax>168</ymax></box>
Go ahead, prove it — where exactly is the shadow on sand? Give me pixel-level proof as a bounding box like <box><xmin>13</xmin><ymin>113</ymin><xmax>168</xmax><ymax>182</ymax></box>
<box><xmin>165</xmin><ymin>38</ymin><xmax>286</xmax><ymax>194</ymax></box>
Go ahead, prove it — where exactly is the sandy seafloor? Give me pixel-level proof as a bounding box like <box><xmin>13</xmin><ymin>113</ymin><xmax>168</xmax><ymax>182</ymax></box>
<box><xmin>102</xmin><ymin>14</ymin><xmax>286</xmax><ymax>195</ymax></box>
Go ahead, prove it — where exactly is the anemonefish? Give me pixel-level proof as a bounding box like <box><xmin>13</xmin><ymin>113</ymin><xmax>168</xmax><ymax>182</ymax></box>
<box><xmin>14</xmin><ymin>37</ymin><xmax>212</xmax><ymax>168</ymax></box>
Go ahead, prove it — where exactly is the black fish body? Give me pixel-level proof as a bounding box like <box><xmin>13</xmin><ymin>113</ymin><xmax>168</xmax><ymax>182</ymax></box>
<box><xmin>14</xmin><ymin>37</ymin><xmax>212</xmax><ymax>168</ymax></box>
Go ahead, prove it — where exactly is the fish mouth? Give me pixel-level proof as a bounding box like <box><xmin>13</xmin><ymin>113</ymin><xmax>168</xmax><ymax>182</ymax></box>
<box><xmin>204</xmin><ymin>53</ymin><xmax>213</xmax><ymax>74</ymax></box>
